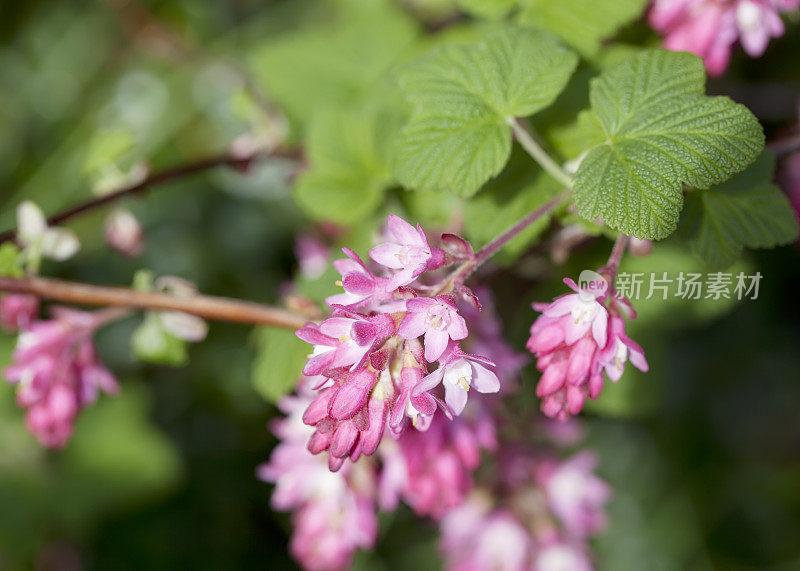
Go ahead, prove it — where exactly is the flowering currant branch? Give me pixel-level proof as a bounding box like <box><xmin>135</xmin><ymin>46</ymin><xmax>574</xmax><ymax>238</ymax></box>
<box><xmin>0</xmin><ymin>147</ymin><xmax>303</xmax><ymax>245</ymax></box>
<box><xmin>0</xmin><ymin>276</ymin><xmax>308</xmax><ymax>329</ymax></box>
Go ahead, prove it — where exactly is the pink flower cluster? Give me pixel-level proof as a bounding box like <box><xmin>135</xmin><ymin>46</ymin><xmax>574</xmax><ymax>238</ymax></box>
<box><xmin>649</xmin><ymin>0</ymin><xmax>800</xmax><ymax>75</ymax></box>
<box><xmin>439</xmin><ymin>449</ymin><xmax>611</xmax><ymax>571</ymax></box>
<box><xmin>527</xmin><ymin>278</ymin><xmax>648</xmax><ymax>421</ymax></box>
<box><xmin>258</xmin><ymin>386</ymin><xmax>378</xmax><ymax>571</ymax></box>
<box><xmin>262</xmin><ymin>287</ymin><xmax>518</xmax><ymax>569</ymax></box>
<box><xmin>1</xmin><ymin>302</ymin><xmax>119</xmax><ymax>447</ymax></box>
<box><xmin>294</xmin><ymin>215</ymin><xmax>500</xmax><ymax>472</ymax></box>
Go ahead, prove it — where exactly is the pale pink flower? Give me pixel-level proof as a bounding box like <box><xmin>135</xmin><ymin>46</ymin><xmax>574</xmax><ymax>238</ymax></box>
<box><xmin>413</xmin><ymin>341</ymin><xmax>500</xmax><ymax>416</ymax></box>
<box><xmin>540</xmin><ymin>451</ymin><xmax>612</xmax><ymax>540</ymax></box>
<box><xmin>649</xmin><ymin>0</ymin><xmax>798</xmax><ymax>76</ymax></box>
<box><xmin>369</xmin><ymin>215</ymin><xmax>445</xmax><ymax>291</ymax></box>
<box><xmin>3</xmin><ymin>308</ymin><xmax>119</xmax><ymax>447</ymax></box>
<box><xmin>104</xmin><ymin>208</ymin><xmax>144</xmax><ymax>258</ymax></box>
<box><xmin>386</xmin><ymin>405</ymin><xmax>496</xmax><ymax>519</ymax></box>
<box><xmin>440</xmin><ymin>496</ymin><xmax>532</xmax><ymax>571</ymax></box>
<box><xmin>597</xmin><ymin>315</ymin><xmax>649</xmax><ymax>383</ymax></box>
<box><xmin>294</xmin><ymin>234</ymin><xmax>329</xmax><ymax>280</ymax></box>
<box><xmin>533</xmin><ymin>541</ymin><xmax>594</xmax><ymax>571</ymax></box>
<box><xmin>398</xmin><ymin>295</ymin><xmax>468</xmax><ymax>362</ymax></box>
<box><xmin>258</xmin><ymin>387</ymin><xmax>379</xmax><ymax>570</ymax></box>
<box><xmin>0</xmin><ymin>294</ymin><xmax>39</xmax><ymax>332</ymax></box>
<box><xmin>736</xmin><ymin>0</ymin><xmax>786</xmax><ymax>56</ymax></box>
<box><xmin>325</xmin><ymin>248</ymin><xmax>389</xmax><ymax>308</ymax></box>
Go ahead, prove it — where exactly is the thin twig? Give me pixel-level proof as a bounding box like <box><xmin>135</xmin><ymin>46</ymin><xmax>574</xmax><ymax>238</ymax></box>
<box><xmin>600</xmin><ymin>233</ymin><xmax>629</xmax><ymax>285</ymax></box>
<box><xmin>436</xmin><ymin>190</ymin><xmax>571</xmax><ymax>292</ymax></box>
<box><xmin>0</xmin><ymin>148</ymin><xmax>302</xmax><ymax>244</ymax></box>
<box><xmin>507</xmin><ymin>118</ymin><xmax>573</xmax><ymax>188</ymax></box>
<box><xmin>0</xmin><ymin>276</ymin><xmax>309</xmax><ymax>330</ymax></box>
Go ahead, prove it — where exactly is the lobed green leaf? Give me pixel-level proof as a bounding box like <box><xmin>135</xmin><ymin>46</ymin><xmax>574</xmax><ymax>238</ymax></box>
<box><xmin>573</xmin><ymin>50</ymin><xmax>764</xmax><ymax>239</ymax></box>
<box><xmin>393</xmin><ymin>27</ymin><xmax>578</xmax><ymax>197</ymax></box>
<box><xmin>677</xmin><ymin>152</ymin><xmax>799</xmax><ymax>268</ymax></box>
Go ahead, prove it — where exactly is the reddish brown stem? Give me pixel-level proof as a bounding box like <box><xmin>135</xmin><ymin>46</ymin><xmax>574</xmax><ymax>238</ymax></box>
<box><xmin>0</xmin><ymin>276</ymin><xmax>309</xmax><ymax>330</ymax></box>
<box><xmin>0</xmin><ymin>148</ymin><xmax>302</xmax><ymax>244</ymax></box>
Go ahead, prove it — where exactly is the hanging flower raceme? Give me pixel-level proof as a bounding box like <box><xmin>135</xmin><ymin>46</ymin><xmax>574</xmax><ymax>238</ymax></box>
<box><xmin>294</xmin><ymin>214</ymin><xmax>501</xmax><ymax>472</ymax></box>
<box><xmin>649</xmin><ymin>0</ymin><xmax>799</xmax><ymax>76</ymax></box>
<box><xmin>438</xmin><ymin>446</ymin><xmax>610</xmax><ymax>571</ymax></box>
<box><xmin>527</xmin><ymin>277</ymin><xmax>648</xmax><ymax>421</ymax></box>
<box><xmin>2</xmin><ymin>307</ymin><xmax>121</xmax><ymax>447</ymax></box>
<box><xmin>380</xmin><ymin>400</ymin><xmax>497</xmax><ymax>519</ymax></box>
<box><xmin>258</xmin><ymin>385</ymin><xmax>379</xmax><ymax>571</ymax></box>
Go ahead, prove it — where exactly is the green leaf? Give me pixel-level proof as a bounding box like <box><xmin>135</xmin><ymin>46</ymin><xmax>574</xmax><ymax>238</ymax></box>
<box><xmin>131</xmin><ymin>313</ymin><xmax>188</xmax><ymax>366</ymax></box>
<box><xmin>457</xmin><ymin>0</ymin><xmax>517</xmax><ymax>19</ymax></box>
<box><xmin>518</xmin><ymin>0</ymin><xmax>648</xmax><ymax>57</ymax></box>
<box><xmin>252</xmin><ymin>327</ymin><xmax>308</xmax><ymax>403</ymax></box>
<box><xmin>0</xmin><ymin>244</ymin><xmax>23</xmax><ymax>278</ymax></box>
<box><xmin>677</xmin><ymin>152</ymin><xmax>799</xmax><ymax>268</ymax></box>
<box><xmin>249</xmin><ymin>0</ymin><xmax>418</xmax><ymax>131</ymax></box>
<box><xmin>573</xmin><ymin>50</ymin><xmax>764</xmax><ymax>240</ymax></box>
<box><xmin>393</xmin><ymin>27</ymin><xmax>578</xmax><ymax>197</ymax></box>
<box><xmin>294</xmin><ymin>101</ymin><xmax>403</xmax><ymax>224</ymax></box>
<box><xmin>463</xmin><ymin>147</ymin><xmax>562</xmax><ymax>263</ymax></box>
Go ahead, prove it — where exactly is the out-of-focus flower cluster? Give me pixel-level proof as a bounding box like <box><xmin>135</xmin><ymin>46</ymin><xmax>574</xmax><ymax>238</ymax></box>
<box><xmin>1</xmin><ymin>301</ymin><xmax>120</xmax><ymax>447</ymax></box>
<box><xmin>649</xmin><ymin>0</ymin><xmax>800</xmax><ymax>75</ymax></box>
<box><xmin>293</xmin><ymin>215</ymin><xmax>501</xmax><ymax>472</ymax></box>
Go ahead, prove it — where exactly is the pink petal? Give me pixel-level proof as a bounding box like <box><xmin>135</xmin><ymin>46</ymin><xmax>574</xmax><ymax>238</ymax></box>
<box><xmin>387</xmin><ymin>215</ymin><xmax>423</xmax><ymax>245</ymax></box>
<box><xmin>397</xmin><ymin>312</ymin><xmax>428</xmax><ymax>340</ymax></box>
<box><xmin>444</xmin><ymin>382</ymin><xmax>468</xmax><ymax>416</ymax></box>
<box><xmin>470</xmin><ymin>362</ymin><xmax>500</xmax><ymax>393</ymax></box>
<box><xmin>369</xmin><ymin>242</ymin><xmax>404</xmax><ymax>269</ymax></box>
<box><xmin>424</xmin><ymin>328</ymin><xmax>449</xmax><ymax>362</ymax></box>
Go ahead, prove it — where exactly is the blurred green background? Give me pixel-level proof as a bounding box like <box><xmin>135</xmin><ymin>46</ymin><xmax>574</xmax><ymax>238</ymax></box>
<box><xmin>1</xmin><ymin>1</ymin><xmax>799</xmax><ymax>569</ymax></box>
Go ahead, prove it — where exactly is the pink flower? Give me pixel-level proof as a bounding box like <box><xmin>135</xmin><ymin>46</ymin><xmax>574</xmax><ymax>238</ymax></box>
<box><xmin>104</xmin><ymin>208</ymin><xmax>144</xmax><ymax>258</ymax></box>
<box><xmin>258</xmin><ymin>386</ymin><xmax>379</xmax><ymax>570</ymax></box>
<box><xmin>440</xmin><ymin>496</ymin><xmax>533</xmax><ymax>570</ymax></box>
<box><xmin>3</xmin><ymin>308</ymin><xmax>119</xmax><ymax>447</ymax></box>
<box><xmin>778</xmin><ymin>146</ymin><xmax>800</xmax><ymax>219</ymax></box>
<box><xmin>413</xmin><ymin>342</ymin><xmax>500</xmax><ymax>416</ymax></box>
<box><xmin>369</xmin><ymin>215</ymin><xmax>445</xmax><ymax>291</ymax></box>
<box><xmin>294</xmin><ymin>233</ymin><xmax>329</xmax><ymax>280</ymax></box>
<box><xmin>384</xmin><ymin>404</ymin><xmax>496</xmax><ymax>519</ymax></box>
<box><xmin>398</xmin><ymin>295</ymin><xmax>468</xmax><ymax>362</ymax></box>
<box><xmin>0</xmin><ymin>294</ymin><xmax>39</xmax><ymax>332</ymax></box>
<box><xmin>460</xmin><ymin>287</ymin><xmax>529</xmax><ymax>391</ymax></box>
<box><xmin>388</xmin><ymin>343</ymin><xmax>438</xmax><ymax>434</ymax></box>
<box><xmin>736</xmin><ymin>0</ymin><xmax>786</xmax><ymax>56</ymax></box>
<box><xmin>296</xmin><ymin>312</ymin><xmax>395</xmax><ymax>376</ymax></box>
<box><xmin>540</xmin><ymin>451</ymin><xmax>612</xmax><ymax>540</ymax></box>
<box><xmin>527</xmin><ymin>279</ymin><xmax>646</xmax><ymax>420</ymax></box>
<box><xmin>325</xmin><ymin>248</ymin><xmax>388</xmax><ymax>308</ymax></box>
<box><xmin>649</xmin><ymin>0</ymin><xmax>797</xmax><ymax>76</ymax></box>
<box><xmin>597</xmin><ymin>316</ymin><xmax>649</xmax><ymax>383</ymax></box>
<box><xmin>527</xmin><ymin>279</ymin><xmax>608</xmax><ymax>420</ymax></box>
<box><xmin>533</xmin><ymin>542</ymin><xmax>594</xmax><ymax>571</ymax></box>
<box><xmin>302</xmin><ymin>367</ymin><xmax>391</xmax><ymax>471</ymax></box>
